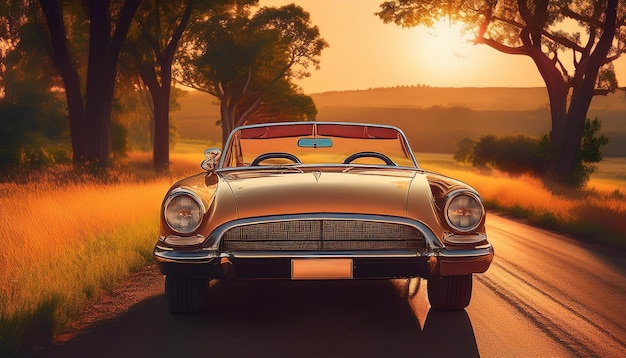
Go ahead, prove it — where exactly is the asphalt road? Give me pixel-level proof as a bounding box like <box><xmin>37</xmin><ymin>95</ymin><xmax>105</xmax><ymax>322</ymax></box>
<box><xmin>37</xmin><ymin>214</ymin><xmax>626</xmax><ymax>358</ymax></box>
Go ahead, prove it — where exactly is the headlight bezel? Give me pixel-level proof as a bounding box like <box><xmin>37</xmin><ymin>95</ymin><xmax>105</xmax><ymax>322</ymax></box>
<box><xmin>163</xmin><ymin>189</ymin><xmax>206</xmax><ymax>234</ymax></box>
<box><xmin>443</xmin><ymin>189</ymin><xmax>485</xmax><ymax>233</ymax></box>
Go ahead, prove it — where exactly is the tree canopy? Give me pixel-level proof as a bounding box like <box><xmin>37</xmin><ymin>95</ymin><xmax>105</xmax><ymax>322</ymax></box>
<box><xmin>378</xmin><ymin>0</ymin><xmax>625</xmax><ymax>186</ymax></box>
<box><xmin>2</xmin><ymin>1</ymin><xmax>327</xmax><ymax>173</ymax></box>
<box><xmin>177</xmin><ymin>3</ymin><xmax>327</xmax><ymax>144</ymax></box>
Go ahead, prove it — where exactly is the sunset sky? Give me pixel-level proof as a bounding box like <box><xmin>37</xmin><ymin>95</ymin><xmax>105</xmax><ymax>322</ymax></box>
<box><xmin>261</xmin><ymin>0</ymin><xmax>626</xmax><ymax>94</ymax></box>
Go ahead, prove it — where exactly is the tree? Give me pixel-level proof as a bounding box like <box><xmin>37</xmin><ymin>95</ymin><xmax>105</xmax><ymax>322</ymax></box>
<box><xmin>39</xmin><ymin>0</ymin><xmax>141</xmax><ymax>166</ymax></box>
<box><xmin>377</xmin><ymin>0</ymin><xmax>625</xmax><ymax>186</ymax></box>
<box><xmin>0</xmin><ymin>1</ymin><xmax>70</xmax><ymax>172</ymax></box>
<box><xmin>124</xmin><ymin>0</ymin><xmax>200</xmax><ymax>169</ymax></box>
<box><xmin>538</xmin><ymin>116</ymin><xmax>610</xmax><ymax>186</ymax></box>
<box><xmin>455</xmin><ymin>118</ymin><xmax>609</xmax><ymax>186</ymax></box>
<box><xmin>178</xmin><ymin>3</ymin><xmax>327</xmax><ymax>145</ymax></box>
<box><xmin>245</xmin><ymin>78</ymin><xmax>317</xmax><ymax>124</ymax></box>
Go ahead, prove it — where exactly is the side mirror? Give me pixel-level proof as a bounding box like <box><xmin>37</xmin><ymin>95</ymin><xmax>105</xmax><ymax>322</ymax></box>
<box><xmin>201</xmin><ymin>147</ymin><xmax>222</xmax><ymax>171</ymax></box>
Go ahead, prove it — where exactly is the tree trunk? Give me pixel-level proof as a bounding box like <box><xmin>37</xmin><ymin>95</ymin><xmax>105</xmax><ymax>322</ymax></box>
<box><xmin>39</xmin><ymin>0</ymin><xmax>88</xmax><ymax>164</ymax></box>
<box><xmin>543</xmin><ymin>0</ymin><xmax>617</xmax><ymax>185</ymax></box>
<box><xmin>84</xmin><ymin>67</ymin><xmax>115</xmax><ymax>166</ymax></box>
<box><xmin>64</xmin><ymin>80</ymin><xmax>88</xmax><ymax>164</ymax></box>
<box><xmin>219</xmin><ymin>92</ymin><xmax>243</xmax><ymax>150</ymax></box>
<box><xmin>151</xmin><ymin>2</ymin><xmax>193</xmax><ymax>170</ymax></box>
<box><xmin>153</xmin><ymin>85</ymin><xmax>171</xmax><ymax>170</ymax></box>
<box><xmin>139</xmin><ymin>66</ymin><xmax>168</xmax><ymax>169</ymax></box>
<box><xmin>542</xmin><ymin>76</ymin><xmax>571</xmax><ymax>182</ymax></box>
<box><xmin>40</xmin><ymin>0</ymin><xmax>140</xmax><ymax>166</ymax></box>
<box><xmin>548</xmin><ymin>111</ymin><xmax>586</xmax><ymax>183</ymax></box>
<box><xmin>220</xmin><ymin>99</ymin><xmax>234</xmax><ymax>148</ymax></box>
<box><xmin>84</xmin><ymin>0</ymin><xmax>115</xmax><ymax>166</ymax></box>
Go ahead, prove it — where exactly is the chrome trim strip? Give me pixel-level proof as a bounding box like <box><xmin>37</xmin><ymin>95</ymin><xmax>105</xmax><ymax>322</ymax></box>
<box><xmin>231</xmin><ymin>250</ymin><xmax>425</xmax><ymax>259</ymax></box>
<box><xmin>155</xmin><ymin>246</ymin><xmax>493</xmax><ymax>262</ymax></box>
<box><xmin>163</xmin><ymin>234</ymin><xmax>206</xmax><ymax>246</ymax></box>
<box><xmin>475</xmin><ymin>243</ymin><xmax>493</xmax><ymax>250</ymax></box>
<box><xmin>154</xmin><ymin>248</ymin><xmax>425</xmax><ymax>263</ymax></box>
<box><xmin>216</xmin><ymin>164</ymin><xmax>423</xmax><ymax>174</ymax></box>
<box><xmin>153</xmin><ymin>248</ymin><xmax>218</xmax><ymax>263</ymax></box>
<box><xmin>438</xmin><ymin>245</ymin><xmax>493</xmax><ymax>258</ymax></box>
<box><xmin>206</xmin><ymin>213</ymin><xmax>443</xmax><ymax>250</ymax></box>
<box><xmin>444</xmin><ymin>233</ymin><xmax>487</xmax><ymax>244</ymax></box>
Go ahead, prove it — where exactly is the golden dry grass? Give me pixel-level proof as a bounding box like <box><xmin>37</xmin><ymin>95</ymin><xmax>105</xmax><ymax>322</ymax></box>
<box><xmin>0</xmin><ymin>150</ymin><xmax>203</xmax><ymax>356</ymax></box>
<box><xmin>0</xmin><ymin>144</ymin><xmax>624</xmax><ymax>356</ymax></box>
<box><xmin>0</xmin><ymin>181</ymin><xmax>168</xmax><ymax>355</ymax></box>
<box><xmin>0</xmin><ymin>182</ymin><xmax>162</xmax><ymax>310</ymax></box>
<box><xmin>419</xmin><ymin>154</ymin><xmax>626</xmax><ymax>246</ymax></box>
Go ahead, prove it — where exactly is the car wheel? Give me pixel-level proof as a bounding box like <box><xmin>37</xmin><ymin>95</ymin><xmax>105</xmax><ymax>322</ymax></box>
<box><xmin>427</xmin><ymin>274</ymin><xmax>472</xmax><ymax>311</ymax></box>
<box><xmin>165</xmin><ymin>276</ymin><xmax>210</xmax><ymax>314</ymax></box>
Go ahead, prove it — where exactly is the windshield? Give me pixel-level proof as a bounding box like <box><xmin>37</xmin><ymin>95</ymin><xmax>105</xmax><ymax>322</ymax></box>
<box><xmin>220</xmin><ymin>122</ymin><xmax>417</xmax><ymax>168</ymax></box>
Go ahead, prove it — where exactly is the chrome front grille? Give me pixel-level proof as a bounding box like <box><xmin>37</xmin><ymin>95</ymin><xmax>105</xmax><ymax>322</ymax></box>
<box><xmin>220</xmin><ymin>219</ymin><xmax>425</xmax><ymax>251</ymax></box>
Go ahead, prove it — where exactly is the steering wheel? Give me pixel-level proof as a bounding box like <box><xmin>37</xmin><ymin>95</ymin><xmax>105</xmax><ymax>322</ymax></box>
<box><xmin>343</xmin><ymin>151</ymin><xmax>397</xmax><ymax>166</ymax></box>
<box><xmin>251</xmin><ymin>152</ymin><xmax>302</xmax><ymax>166</ymax></box>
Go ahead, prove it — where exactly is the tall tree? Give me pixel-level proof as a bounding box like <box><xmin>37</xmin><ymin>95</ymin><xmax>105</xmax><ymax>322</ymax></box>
<box><xmin>178</xmin><ymin>3</ymin><xmax>327</xmax><ymax>145</ymax></box>
<box><xmin>377</xmin><ymin>0</ymin><xmax>625</xmax><ymax>185</ymax></box>
<box><xmin>39</xmin><ymin>0</ymin><xmax>141</xmax><ymax>166</ymax></box>
<box><xmin>124</xmin><ymin>0</ymin><xmax>198</xmax><ymax>169</ymax></box>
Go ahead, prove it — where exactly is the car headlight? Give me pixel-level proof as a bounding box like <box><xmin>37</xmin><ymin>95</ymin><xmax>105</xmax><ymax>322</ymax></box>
<box><xmin>163</xmin><ymin>190</ymin><xmax>205</xmax><ymax>234</ymax></box>
<box><xmin>444</xmin><ymin>190</ymin><xmax>484</xmax><ymax>233</ymax></box>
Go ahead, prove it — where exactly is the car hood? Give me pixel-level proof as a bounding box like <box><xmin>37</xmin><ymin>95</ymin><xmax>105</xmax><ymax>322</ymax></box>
<box><xmin>220</xmin><ymin>169</ymin><xmax>433</xmax><ymax>220</ymax></box>
<box><xmin>163</xmin><ymin>168</ymin><xmax>475</xmax><ymax>240</ymax></box>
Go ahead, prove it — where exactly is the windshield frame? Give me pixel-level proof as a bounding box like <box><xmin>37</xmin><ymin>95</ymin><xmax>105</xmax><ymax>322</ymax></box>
<box><xmin>218</xmin><ymin>122</ymin><xmax>420</xmax><ymax>170</ymax></box>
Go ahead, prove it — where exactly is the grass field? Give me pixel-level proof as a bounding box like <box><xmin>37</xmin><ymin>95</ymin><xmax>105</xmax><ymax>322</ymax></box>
<box><xmin>0</xmin><ymin>141</ymin><xmax>624</xmax><ymax>356</ymax></box>
<box><xmin>0</xmin><ymin>179</ymin><xmax>168</xmax><ymax>356</ymax></box>
<box><xmin>416</xmin><ymin>152</ymin><xmax>626</xmax><ymax>247</ymax></box>
<box><xmin>0</xmin><ymin>152</ymin><xmax>203</xmax><ymax>357</ymax></box>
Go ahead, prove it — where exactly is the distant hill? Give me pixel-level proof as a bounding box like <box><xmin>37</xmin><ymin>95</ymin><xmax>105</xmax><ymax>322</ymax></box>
<box><xmin>311</xmin><ymin>86</ymin><xmax>626</xmax><ymax>111</ymax></box>
<box><xmin>312</xmin><ymin>87</ymin><xmax>550</xmax><ymax>111</ymax></box>
<box><xmin>174</xmin><ymin>87</ymin><xmax>626</xmax><ymax>156</ymax></box>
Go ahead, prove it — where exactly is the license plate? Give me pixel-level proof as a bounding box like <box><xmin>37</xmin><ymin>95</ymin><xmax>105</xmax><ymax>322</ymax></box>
<box><xmin>291</xmin><ymin>258</ymin><xmax>353</xmax><ymax>280</ymax></box>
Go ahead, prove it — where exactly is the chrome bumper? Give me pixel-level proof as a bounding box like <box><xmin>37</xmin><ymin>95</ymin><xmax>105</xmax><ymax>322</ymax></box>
<box><xmin>153</xmin><ymin>244</ymin><xmax>494</xmax><ymax>278</ymax></box>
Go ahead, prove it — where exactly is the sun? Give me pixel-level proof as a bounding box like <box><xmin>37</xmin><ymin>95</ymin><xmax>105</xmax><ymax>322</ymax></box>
<box><xmin>420</xmin><ymin>20</ymin><xmax>474</xmax><ymax>68</ymax></box>
<box><xmin>408</xmin><ymin>20</ymin><xmax>481</xmax><ymax>85</ymax></box>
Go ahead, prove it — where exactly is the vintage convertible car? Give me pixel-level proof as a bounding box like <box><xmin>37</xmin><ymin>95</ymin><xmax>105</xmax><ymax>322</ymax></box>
<box><xmin>154</xmin><ymin>122</ymin><xmax>493</xmax><ymax>313</ymax></box>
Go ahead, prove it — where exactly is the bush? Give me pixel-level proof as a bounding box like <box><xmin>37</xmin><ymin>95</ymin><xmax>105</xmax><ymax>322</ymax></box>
<box><xmin>453</xmin><ymin>137</ymin><xmax>475</xmax><ymax>163</ymax></box>
<box><xmin>0</xmin><ymin>92</ymin><xmax>70</xmax><ymax>175</ymax></box>
<box><xmin>459</xmin><ymin>134</ymin><xmax>545</xmax><ymax>175</ymax></box>
<box><xmin>455</xmin><ymin>117</ymin><xmax>609</xmax><ymax>187</ymax></box>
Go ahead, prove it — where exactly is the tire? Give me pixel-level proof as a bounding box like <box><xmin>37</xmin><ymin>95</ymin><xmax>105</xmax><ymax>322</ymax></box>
<box><xmin>165</xmin><ymin>276</ymin><xmax>210</xmax><ymax>314</ymax></box>
<box><xmin>427</xmin><ymin>274</ymin><xmax>472</xmax><ymax>311</ymax></box>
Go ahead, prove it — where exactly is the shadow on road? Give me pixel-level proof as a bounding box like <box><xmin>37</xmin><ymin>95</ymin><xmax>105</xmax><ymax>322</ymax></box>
<box><xmin>38</xmin><ymin>280</ymin><xmax>479</xmax><ymax>358</ymax></box>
